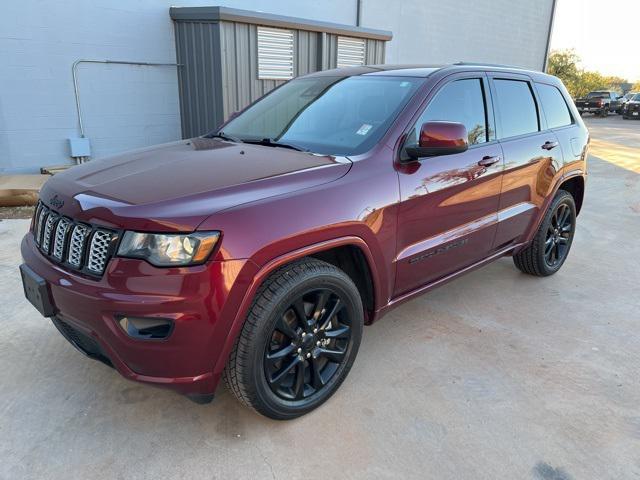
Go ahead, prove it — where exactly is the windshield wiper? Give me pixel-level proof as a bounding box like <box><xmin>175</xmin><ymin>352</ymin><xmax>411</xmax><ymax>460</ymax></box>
<box><xmin>243</xmin><ymin>138</ymin><xmax>309</xmax><ymax>152</ymax></box>
<box><xmin>205</xmin><ymin>131</ymin><xmax>244</xmax><ymax>143</ymax></box>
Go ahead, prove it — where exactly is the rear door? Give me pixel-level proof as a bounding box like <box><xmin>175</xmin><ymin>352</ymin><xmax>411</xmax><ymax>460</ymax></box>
<box><xmin>488</xmin><ymin>73</ymin><xmax>564</xmax><ymax>248</ymax></box>
<box><xmin>394</xmin><ymin>73</ymin><xmax>503</xmax><ymax>296</ymax></box>
<box><xmin>533</xmin><ymin>81</ymin><xmax>584</xmax><ymax>175</ymax></box>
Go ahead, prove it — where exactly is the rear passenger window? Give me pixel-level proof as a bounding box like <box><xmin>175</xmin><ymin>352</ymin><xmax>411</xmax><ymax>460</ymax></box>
<box><xmin>407</xmin><ymin>78</ymin><xmax>488</xmax><ymax>146</ymax></box>
<box><xmin>493</xmin><ymin>79</ymin><xmax>539</xmax><ymax>138</ymax></box>
<box><xmin>536</xmin><ymin>83</ymin><xmax>573</xmax><ymax>128</ymax></box>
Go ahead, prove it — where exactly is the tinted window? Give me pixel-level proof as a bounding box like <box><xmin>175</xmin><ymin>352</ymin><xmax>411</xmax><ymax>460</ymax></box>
<box><xmin>536</xmin><ymin>83</ymin><xmax>572</xmax><ymax>128</ymax></box>
<box><xmin>407</xmin><ymin>78</ymin><xmax>488</xmax><ymax>147</ymax></box>
<box><xmin>493</xmin><ymin>79</ymin><xmax>539</xmax><ymax>138</ymax></box>
<box><xmin>587</xmin><ymin>91</ymin><xmax>609</xmax><ymax>98</ymax></box>
<box><xmin>221</xmin><ymin>76</ymin><xmax>422</xmax><ymax>156</ymax></box>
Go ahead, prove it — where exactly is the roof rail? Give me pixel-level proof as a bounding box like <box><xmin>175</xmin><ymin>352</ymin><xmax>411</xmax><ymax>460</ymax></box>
<box><xmin>452</xmin><ymin>61</ymin><xmax>526</xmax><ymax>69</ymax></box>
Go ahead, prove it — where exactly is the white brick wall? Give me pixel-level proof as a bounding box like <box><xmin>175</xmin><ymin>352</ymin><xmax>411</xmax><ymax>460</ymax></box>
<box><xmin>0</xmin><ymin>0</ymin><xmax>552</xmax><ymax>173</ymax></box>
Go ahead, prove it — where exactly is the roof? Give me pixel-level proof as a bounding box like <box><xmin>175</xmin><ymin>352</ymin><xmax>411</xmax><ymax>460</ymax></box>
<box><xmin>303</xmin><ymin>63</ymin><xmax>549</xmax><ymax>79</ymax></box>
<box><xmin>169</xmin><ymin>6</ymin><xmax>393</xmax><ymax>41</ymax></box>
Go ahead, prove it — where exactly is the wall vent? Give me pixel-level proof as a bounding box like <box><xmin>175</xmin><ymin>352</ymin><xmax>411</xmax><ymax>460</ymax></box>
<box><xmin>337</xmin><ymin>36</ymin><xmax>366</xmax><ymax>68</ymax></box>
<box><xmin>257</xmin><ymin>26</ymin><xmax>294</xmax><ymax>79</ymax></box>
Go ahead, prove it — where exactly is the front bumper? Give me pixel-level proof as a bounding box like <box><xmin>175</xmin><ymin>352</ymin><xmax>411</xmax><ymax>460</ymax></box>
<box><xmin>21</xmin><ymin>233</ymin><xmax>254</xmax><ymax>397</ymax></box>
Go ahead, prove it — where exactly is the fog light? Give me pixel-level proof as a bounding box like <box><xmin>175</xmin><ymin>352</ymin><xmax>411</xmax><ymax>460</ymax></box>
<box><xmin>117</xmin><ymin>315</ymin><xmax>173</xmax><ymax>340</ymax></box>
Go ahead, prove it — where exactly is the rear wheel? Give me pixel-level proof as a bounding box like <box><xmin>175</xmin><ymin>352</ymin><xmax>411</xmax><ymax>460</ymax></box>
<box><xmin>224</xmin><ymin>258</ymin><xmax>363</xmax><ymax>419</ymax></box>
<box><xmin>513</xmin><ymin>190</ymin><xmax>576</xmax><ymax>277</ymax></box>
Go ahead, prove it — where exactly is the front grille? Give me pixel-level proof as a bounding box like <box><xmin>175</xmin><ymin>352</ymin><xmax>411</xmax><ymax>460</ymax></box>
<box><xmin>32</xmin><ymin>200</ymin><xmax>118</xmax><ymax>277</ymax></box>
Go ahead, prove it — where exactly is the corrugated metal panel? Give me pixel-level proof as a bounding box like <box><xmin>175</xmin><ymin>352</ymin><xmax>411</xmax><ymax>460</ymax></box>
<box><xmin>337</xmin><ymin>36</ymin><xmax>365</xmax><ymax>67</ymax></box>
<box><xmin>173</xmin><ymin>16</ymin><xmax>388</xmax><ymax>138</ymax></box>
<box><xmin>173</xmin><ymin>21</ymin><xmax>223</xmax><ymax>138</ymax></box>
<box><xmin>257</xmin><ymin>26</ymin><xmax>294</xmax><ymax>80</ymax></box>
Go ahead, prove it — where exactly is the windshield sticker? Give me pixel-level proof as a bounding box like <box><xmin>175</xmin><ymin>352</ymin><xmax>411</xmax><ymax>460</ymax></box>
<box><xmin>356</xmin><ymin>124</ymin><xmax>372</xmax><ymax>136</ymax></box>
<box><xmin>400</xmin><ymin>81</ymin><xmax>411</xmax><ymax>87</ymax></box>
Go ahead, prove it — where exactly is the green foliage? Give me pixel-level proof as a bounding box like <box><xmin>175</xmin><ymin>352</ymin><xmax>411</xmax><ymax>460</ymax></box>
<box><xmin>547</xmin><ymin>49</ymin><xmax>629</xmax><ymax>98</ymax></box>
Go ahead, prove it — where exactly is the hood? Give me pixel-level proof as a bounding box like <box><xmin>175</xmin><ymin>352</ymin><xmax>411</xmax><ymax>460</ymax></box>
<box><xmin>40</xmin><ymin>139</ymin><xmax>351</xmax><ymax>231</ymax></box>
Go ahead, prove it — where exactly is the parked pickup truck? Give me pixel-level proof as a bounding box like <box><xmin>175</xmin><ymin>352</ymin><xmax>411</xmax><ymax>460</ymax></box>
<box><xmin>20</xmin><ymin>63</ymin><xmax>588</xmax><ymax>419</ymax></box>
<box><xmin>575</xmin><ymin>91</ymin><xmax>621</xmax><ymax>117</ymax></box>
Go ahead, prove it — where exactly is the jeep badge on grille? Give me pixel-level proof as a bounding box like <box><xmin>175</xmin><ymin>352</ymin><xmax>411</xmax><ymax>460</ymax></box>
<box><xmin>49</xmin><ymin>194</ymin><xmax>64</xmax><ymax>209</ymax></box>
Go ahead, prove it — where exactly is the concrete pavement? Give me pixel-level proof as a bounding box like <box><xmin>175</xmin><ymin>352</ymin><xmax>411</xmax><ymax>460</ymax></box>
<box><xmin>0</xmin><ymin>115</ymin><xmax>639</xmax><ymax>479</ymax></box>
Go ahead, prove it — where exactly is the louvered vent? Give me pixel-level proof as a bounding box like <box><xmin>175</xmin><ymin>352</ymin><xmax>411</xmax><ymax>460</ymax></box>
<box><xmin>257</xmin><ymin>26</ymin><xmax>294</xmax><ymax>80</ymax></box>
<box><xmin>337</xmin><ymin>36</ymin><xmax>366</xmax><ymax>68</ymax></box>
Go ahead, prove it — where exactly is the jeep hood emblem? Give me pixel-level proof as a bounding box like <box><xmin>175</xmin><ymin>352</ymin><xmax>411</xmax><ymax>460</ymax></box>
<box><xmin>49</xmin><ymin>194</ymin><xmax>64</xmax><ymax>209</ymax></box>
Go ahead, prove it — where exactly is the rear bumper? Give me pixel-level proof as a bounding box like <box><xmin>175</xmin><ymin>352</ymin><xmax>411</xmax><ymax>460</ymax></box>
<box><xmin>21</xmin><ymin>233</ymin><xmax>255</xmax><ymax>397</ymax></box>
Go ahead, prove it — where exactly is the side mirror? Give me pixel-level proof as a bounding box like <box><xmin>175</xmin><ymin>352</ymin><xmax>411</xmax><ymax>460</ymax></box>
<box><xmin>404</xmin><ymin>121</ymin><xmax>468</xmax><ymax>160</ymax></box>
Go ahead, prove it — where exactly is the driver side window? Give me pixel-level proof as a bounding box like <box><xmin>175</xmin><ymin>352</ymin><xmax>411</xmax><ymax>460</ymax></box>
<box><xmin>405</xmin><ymin>78</ymin><xmax>489</xmax><ymax>148</ymax></box>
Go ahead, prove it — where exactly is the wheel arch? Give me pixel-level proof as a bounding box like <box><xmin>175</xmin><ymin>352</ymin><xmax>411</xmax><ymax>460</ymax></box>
<box><xmin>558</xmin><ymin>175</ymin><xmax>585</xmax><ymax>215</ymax></box>
<box><xmin>212</xmin><ymin>236</ymin><xmax>380</xmax><ymax>377</ymax></box>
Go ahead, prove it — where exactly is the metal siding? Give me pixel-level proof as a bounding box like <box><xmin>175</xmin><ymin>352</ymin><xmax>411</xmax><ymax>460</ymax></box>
<box><xmin>174</xmin><ymin>21</ymin><xmax>224</xmax><ymax>138</ymax></box>
<box><xmin>174</xmin><ymin>17</ymin><xmax>388</xmax><ymax>134</ymax></box>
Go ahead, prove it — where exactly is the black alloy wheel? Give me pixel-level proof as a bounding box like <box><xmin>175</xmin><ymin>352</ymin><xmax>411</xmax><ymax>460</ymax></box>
<box><xmin>513</xmin><ymin>190</ymin><xmax>577</xmax><ymax>277</ymax></box>
<box><xmin>264</xmin><ymin>288</ymin><xmax>351</xmax><ymax>401</ymax></box>
<box><xmin>543</xmin><ymin>202</ymin><xmax>573</xmax><ymax>268</ymax></box>
<box><xmin>224</xmin><ymin>258</ymin><xmax>363</xmax><ymax>419</ymax></box>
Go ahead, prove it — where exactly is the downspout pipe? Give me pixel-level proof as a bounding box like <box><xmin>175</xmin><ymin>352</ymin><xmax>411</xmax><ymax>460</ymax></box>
<box><xmin>542</xmin><ymin>0</ymin><xmax>558</xmax><ymax>72</ymax></box>
<box><xmin>356</xmin><ymin>0</ymin><xmax>362</xmax><ymax>26</ymax></box>
<box><xmin>72</xmin><ymin>59</ymin><xmax>181</xmax><ymax>138</ymax></box>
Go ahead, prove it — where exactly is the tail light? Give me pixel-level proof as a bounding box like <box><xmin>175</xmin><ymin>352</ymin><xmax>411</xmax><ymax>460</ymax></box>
<box><xmin>597</xmin><ymin>100</ymin><xmax>603</xmax><ymax>106</ymax></box>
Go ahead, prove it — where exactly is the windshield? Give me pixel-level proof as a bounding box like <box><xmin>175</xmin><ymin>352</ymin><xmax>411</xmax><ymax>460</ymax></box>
<box><xmin>632</xmin><ymin>94</ymin><xmax>640</xmax><ymax>101</ymax></box>
<box><xmin>587</xmin><ymin>92</ymin><xmax>609</xmax><ymax>98</ymax></box>
<box><xmin>219</xmin><ymin>76</ymin><xmax>423</xmax><ymax>156</ymax></box>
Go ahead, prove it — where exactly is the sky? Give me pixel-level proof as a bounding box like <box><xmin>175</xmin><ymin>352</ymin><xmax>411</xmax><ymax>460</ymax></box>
<box><xmin>550</xmin><ymin>0</ymin><xmax>639</xmax><ymax>82</ymax></box>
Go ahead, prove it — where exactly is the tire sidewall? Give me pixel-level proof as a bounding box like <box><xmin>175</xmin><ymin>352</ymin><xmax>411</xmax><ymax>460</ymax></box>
<box><xmin>537</xmin><ymin>192</ymin><xmax>577</xmax><ymax>275</ymax></box>
<box><xmin>247</xmin><ymin>268</ymin><xmax>363</xmax><ymax>419</ymax></box>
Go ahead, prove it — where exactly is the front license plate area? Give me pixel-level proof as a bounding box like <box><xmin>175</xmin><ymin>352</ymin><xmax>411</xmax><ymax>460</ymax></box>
<box><xmin>20</xmin><ymin>264</ymin><xmax>56</xmax><ymax>317</ymax></box>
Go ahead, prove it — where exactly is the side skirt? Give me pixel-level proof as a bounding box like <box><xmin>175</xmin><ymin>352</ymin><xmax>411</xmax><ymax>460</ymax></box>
<box><xmin>373</xmin><ymin>242</ymin><xmax>526</xmax><ymax>321</ymax></box>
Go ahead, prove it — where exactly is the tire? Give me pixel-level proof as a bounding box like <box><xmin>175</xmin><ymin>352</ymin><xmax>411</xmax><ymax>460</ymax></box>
<box><xmin>224</xmin><ymin>258</ymin><xmax>364</xmax><ymax>420</ymax></box>
<box><xmin>513</xmin><ymin>190</ymin><xmax>576</xmax><ymax>277</ymax></box>
<box><xmin>601</xmin><ymin>107</ymin><xmax>608</xmax><ymax>117</ymax></box>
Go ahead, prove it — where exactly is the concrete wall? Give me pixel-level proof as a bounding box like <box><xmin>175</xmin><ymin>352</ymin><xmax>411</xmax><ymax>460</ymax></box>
<box><xmin>0</xmin><ymin>0</ymin><xmax>553</xmax><ymax>173</ymax></box>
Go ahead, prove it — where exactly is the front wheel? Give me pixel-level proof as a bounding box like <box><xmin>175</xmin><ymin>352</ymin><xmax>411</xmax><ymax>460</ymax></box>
<box><xmin>513</xmin><ymin>190</ymin><xmax>576</xmax><ymax>276</ymax></box>
<box><xmin>224</xmin><ymin>258</ymin><xmax>363</xmax><ymax>419</ymax></box>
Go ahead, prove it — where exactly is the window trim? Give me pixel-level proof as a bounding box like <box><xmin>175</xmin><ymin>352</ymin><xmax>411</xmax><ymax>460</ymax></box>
<box><xmin>533</xmin><ymin>81</ymin><xmax>575</xmax><ymax>131</ymax></box>
<box><xmin>487</xmin><ymin>74</ymin><xmax>543</xmax><ymax>141</ymax></box>
<box><xmin>399</xmin><ymin>74</ymin><xmax>493</xmax><ymax>158</ymax></box>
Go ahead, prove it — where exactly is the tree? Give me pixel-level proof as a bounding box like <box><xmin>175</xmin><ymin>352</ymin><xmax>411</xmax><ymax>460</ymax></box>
<box><xmin>547</xmin><ymin>49</ymin><xmax>629</xmax><ymax>98</ymax></box>
<box><xmin>632</xmin><ymin>81</ymin><xmax>640</xmax><ymax>92</ymax></box>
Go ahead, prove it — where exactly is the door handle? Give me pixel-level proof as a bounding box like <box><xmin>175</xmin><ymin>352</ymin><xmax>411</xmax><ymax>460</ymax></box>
<box><xmin>478</xmin><ymin>155</ymin><xmax>501</xmax><ymax>167</ymax></box>
<box><xmin>542</xmin><ymin>141</ymin><xmax>559</xmax><ymax>150</ymax></box>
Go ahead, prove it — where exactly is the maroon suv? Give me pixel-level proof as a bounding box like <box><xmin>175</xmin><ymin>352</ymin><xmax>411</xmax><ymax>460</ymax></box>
<box><xmin>20</xmin><ymin>64</ymin><xmax>588</xmax><ymax>419</ymax></box>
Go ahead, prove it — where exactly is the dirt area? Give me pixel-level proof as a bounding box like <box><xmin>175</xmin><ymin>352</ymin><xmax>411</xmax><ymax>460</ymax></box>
<box><xmin>0</xmin><ymin>205</ymin><xmax>35</xmax><ymax>219</ymax></box>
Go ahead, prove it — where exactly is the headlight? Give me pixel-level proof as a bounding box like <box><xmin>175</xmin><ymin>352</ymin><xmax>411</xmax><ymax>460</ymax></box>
<box><xmin>117</xmin><ymin>231</ymin><xmax>220</xmax><ymax>267</ymax></box>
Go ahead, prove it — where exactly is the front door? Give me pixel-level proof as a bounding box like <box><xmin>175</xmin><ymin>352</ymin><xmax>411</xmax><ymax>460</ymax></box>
<box><xmin>394</xmin><ymin>75</ymin><xmax>504</xmax><ymax>297</ymax></box>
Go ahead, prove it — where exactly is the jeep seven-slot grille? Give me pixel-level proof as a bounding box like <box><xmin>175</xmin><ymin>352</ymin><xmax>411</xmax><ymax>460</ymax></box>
<box><xmin>32</xmin><ymin>201</ymin><xmax>117</xmax><ymax>276</ymax></box>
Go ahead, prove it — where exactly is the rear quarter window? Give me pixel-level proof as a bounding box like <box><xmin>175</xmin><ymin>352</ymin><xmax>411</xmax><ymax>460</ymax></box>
<box><xmin>536</xmin><ymin>83</ymin><xmax>573</xmax><ymax>129</ymax></box>
<box><xmin>493</xmin><ymin>79</ymin><xmax>539</xmax><ymax>139</ymax></box>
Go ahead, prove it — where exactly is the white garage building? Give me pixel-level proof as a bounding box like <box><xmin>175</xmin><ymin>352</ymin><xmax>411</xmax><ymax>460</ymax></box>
<box><xmin>0</xmin><ymin>0</ymin><xmax>556</xmax><ymax>173</ymax></box>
